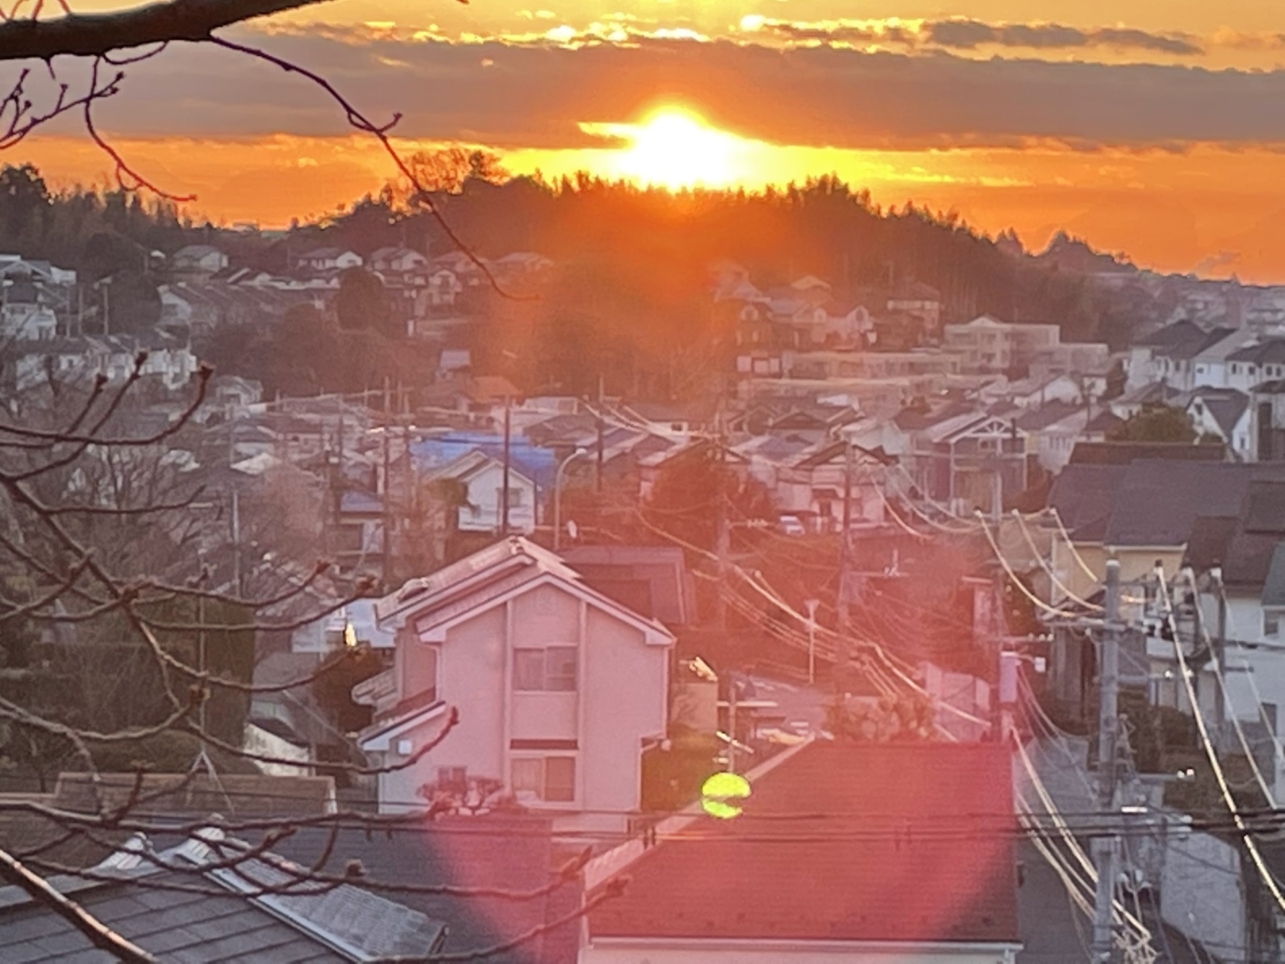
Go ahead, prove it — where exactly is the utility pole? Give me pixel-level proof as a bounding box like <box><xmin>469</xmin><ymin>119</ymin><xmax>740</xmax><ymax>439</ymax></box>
<box><xmin>595</xmin><ymin>375</ymin><xmax>605</xmax><ymax>495</ymax></box>
<box><xmin>714</xmin><ymin>406</ymin><xmax>729</xmax><ymax>632</ymax></box>
<box><xmin>381</xmin><ymin>420</ymin><xmax>392</xmax><ymax>587</ymax></box>
<box><xmin>1212</xmin><ymin>564</ymin><xmax>1228</xmax><ymax>736</ymax></box>
<box><xmin>804</xmin><ymin>599</ymin><xmax>820</xmax><ymax>685</ymax></box>
<box><xmin>836</xmin><ymin>440</ymin><xmax>854</xmax><ymax>696</ymax></box>
<box><xmin>1091</xmin><ymin>558</ymin><xmax>1122</xmax><ymax>963</ymax></box>
<box><xmin>726</xmin><ymin>671</ymin><xmax>738</xmax><ymax>773</ymax></box>
<box><xmin>500</xmin><ymin>395</ymin><xmax>512</xmax><ymax>536</ymax></box>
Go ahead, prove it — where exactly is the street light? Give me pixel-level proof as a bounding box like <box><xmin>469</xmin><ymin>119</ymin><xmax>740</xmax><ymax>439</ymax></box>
<box><xmin>801</xmin><ymin>604</ymin><xmax>822</xmax><ymax>688</ymax></box>
<box><xmin>553</xmin><ymin>448</ymin><xmax>588</xmax><ymax>551</ymax></box>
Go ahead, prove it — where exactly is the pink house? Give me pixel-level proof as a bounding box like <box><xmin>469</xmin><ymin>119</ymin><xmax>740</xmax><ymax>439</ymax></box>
<box><xmin>358</xmin><ymin>537</ymin><xmax>675</xmax><ymax>835</ymax></box>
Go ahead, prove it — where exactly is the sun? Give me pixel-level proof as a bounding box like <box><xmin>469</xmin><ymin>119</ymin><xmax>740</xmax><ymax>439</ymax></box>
<box><xmin>590</xmin><ymin>108</ymin><xmax>745</xmax><ymax>190</ymax></box>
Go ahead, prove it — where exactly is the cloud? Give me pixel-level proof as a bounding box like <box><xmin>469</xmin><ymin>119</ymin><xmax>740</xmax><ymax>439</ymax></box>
<box><xmin>59</xmin><ymin>27</ymin><xmax>1285</xmax><ymax>152</ymax></box>
<box><xmin>923</xmin><ymin>19</ymin><xmax>1202</xmax><ymax>56</ymax></box>
<box><xmin>741</xmin><ymin>16</ymin><xmax>1202</xmax><ymax>57</ymax></box>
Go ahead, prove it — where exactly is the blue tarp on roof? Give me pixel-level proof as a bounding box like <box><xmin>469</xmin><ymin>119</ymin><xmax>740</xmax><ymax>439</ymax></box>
<box><xmin>410</xmin><ymin>432</ymin><xmax>561</xmax><ymax>491</ymax></box>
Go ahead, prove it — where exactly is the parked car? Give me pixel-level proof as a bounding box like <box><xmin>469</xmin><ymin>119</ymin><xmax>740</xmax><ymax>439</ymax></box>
<box><xmin>778</xmin><ymin>515</ymin><xmax>806</xmax><ymax>536</ymax></box>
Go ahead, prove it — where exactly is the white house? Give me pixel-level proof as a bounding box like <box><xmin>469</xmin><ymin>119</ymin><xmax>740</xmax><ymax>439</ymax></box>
<box><xmin>296</xmin><ymin>247</ymin><xmax>362</xmax><ymax>273</ymax></box>
<box><xmin>369</xmin><ymin>246</ymin><xmax>428</xmax><ymax>276</ymax></box>
<box><xmin>426</xmin><ymin>267</ymin><xmax>462</xmax><ymax>307</ymax></box>
<box><xmin>170</xmin><ymin>244</ymin><xmax>228</xmax><ymax>276</ymax></box>
<box><xmin>0</xmin><ymin>280</ymin><xmax>57</xmax><ymax>340</ymax></box>
<box><xmin>1003</xmin><ymin>373</ymin><xmax>1083</xmax><ymax>410</ymax></box>
<box><xmin>426</xmin><ymin>448</ymin><xmax>537</xmax><ymax>534</ymax></box>
<box><xmin>358</xmin><ymin>538</ymin><xmax>675</xmax><ymax>835</ymax></box>
<box><xmin>1186</xmin><ymin>388</ymin><xmax>1251</xmax><ymax>458</ymax></box>
<box><xmin>942</xmin><ymin>315</ymin><xmax>1061</xmax><ymax>374</ymax></box>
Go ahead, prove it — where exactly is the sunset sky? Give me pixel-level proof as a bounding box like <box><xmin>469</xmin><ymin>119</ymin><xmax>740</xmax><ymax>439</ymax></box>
<box><xmin>10</xmin><ymin>0</ymin><xmax>1285</xmax><ymax>280</ymax></box>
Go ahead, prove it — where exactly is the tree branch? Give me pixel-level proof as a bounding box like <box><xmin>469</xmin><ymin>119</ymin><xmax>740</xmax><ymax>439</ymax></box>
<box><xmin>0</xmin><ymin>845</ymin><xmax>158</xmax><ymax>963</ymax></box>
<box><xmin>0</xmin><ymin>0</ymin><xmax>329</xmax><ymax>62</ymax></box>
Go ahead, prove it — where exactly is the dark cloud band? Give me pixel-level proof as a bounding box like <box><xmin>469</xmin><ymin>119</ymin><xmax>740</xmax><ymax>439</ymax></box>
<box><xmin>65</xmin><ymin>28</ymin><xmax>1285</xmax><ymax>151</ymax></box>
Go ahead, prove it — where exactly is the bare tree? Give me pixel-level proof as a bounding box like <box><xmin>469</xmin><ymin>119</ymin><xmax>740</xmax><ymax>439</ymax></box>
<box><xmin>0</xmin><ymin>359</ymin><xmax>615</xmax><ymax>959</ymax></box>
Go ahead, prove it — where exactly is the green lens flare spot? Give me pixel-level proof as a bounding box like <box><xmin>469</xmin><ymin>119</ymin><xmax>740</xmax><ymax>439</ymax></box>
<box><xmin>701</xmin><ymin>771</ymin><xmax>751</xmax><ymax>819</ymax></box>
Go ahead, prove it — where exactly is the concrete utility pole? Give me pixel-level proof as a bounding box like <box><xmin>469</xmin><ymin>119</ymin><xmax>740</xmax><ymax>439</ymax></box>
<box><xmin>1091</xmin><ymin>558</ymin><xmax>1122</xmax><ymax>963</ymax></box>
<box><xmin>804</xmin><ymin>598</ymin><xmax>820</xmax><ymax>685</ymax></box>
<box><xmin>500</xmin><ymin>396</ymin><xmax>511</xmax><ymax>536</ymax></box>
<box><xmin>1212</xmin><ymin>564</ymin><xmax>1228</xmax><ymax>736</ymax></box>
<box><xmin>713</xmin><ymin>407</ymin><xmax>729</xmax><ymax>632</ymax></box>
<box><xmin>835</xmin><ymin>440</ymin><xmax>854</xmax><ymax>695</ymax></box>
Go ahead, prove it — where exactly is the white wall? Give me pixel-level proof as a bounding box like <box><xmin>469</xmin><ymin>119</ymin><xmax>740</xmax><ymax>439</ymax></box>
<box><xmin>376</xmin><ymin>580</ymin><xmax>670</xmax><ymax>834</ymax></box>
<box><xmin>458</xmin><ymin>462</ymin><xmax>537</xmax><ymax>534</ymax></box>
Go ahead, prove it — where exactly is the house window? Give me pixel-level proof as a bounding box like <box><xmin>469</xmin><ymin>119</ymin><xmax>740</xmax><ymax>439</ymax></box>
<box><xmin>496</xmin><ymin>487</ymin><xmax>523</xmax><ymax>508</ymax></box>
<box><xmin>511</xmin><ymin>756</ymin><xmax>576</xmax><ymax>802</ymax></box>
<box><xmin>1265</xmin><ymin>611</ymin><xmax>1282</xmax><ymax>638</ymax></box>
<box><xmin>513</xmin><ymin>646</ymin><xmax>577</xmax><ymax>691</ymax></box>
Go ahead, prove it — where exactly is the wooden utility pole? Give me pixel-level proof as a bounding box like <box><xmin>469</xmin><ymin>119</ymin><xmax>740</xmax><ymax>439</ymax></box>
<box><xmin>1091</xmin><ymin>558</ymin><xmax>1122</xmax><ymax>963</ymax></box>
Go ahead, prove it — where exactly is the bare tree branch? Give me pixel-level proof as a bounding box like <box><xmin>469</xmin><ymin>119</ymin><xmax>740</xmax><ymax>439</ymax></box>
<box><xmin>0</xmin><ymin>0</ymin><xmax>330</xmax><ymax>62</ymax></box>
<box><xmin>0</xmin><ymin>845</ymin><xmax>158</xmax><ymax>962</ymax></box>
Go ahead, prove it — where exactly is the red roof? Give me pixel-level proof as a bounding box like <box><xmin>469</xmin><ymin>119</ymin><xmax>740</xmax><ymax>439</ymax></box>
<box><xmin>589</xmin><ymin>742</ymin><xmax>1018</xmax><ymax>945</ymax></box>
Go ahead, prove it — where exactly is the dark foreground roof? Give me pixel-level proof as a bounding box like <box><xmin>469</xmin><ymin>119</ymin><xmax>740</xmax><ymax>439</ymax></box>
<box><xmin>0</xmin><ymin>831</ymin><xmax>446</xmax><ymax>963</ymax></box>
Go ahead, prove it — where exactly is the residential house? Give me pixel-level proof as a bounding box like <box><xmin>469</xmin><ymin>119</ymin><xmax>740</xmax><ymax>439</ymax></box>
<box><xmin>0</xmin><ymin>278</ymin><xmax>57</xmax><ymax>339</ymax></box>
<box><xmin>560</xmin><ymin>545</ymin><xmax>697</xmax><ymax>628</ymax></box>
<box><xmin>1028</xmin><ymin>340</ymin><xmax>1111</xmax><ymax>381</ymax></box>
<box><xmin>369</xmin><ymin>245</ymin><xmax>429</xmax><ymax>276</ymax></box>
<box><xmin>426</xmin><ymin>449</ymin><xmax>538</xmax><ymax>535</ymax></box>
<box><xmin>1225</xmin><ymin>339</ymin><xmax>1285</xmax><ymax>393</ymax></box>
<box><xmin>1017</xmin><ymin>402</ymin><xmax>1090</xmax><ymax>473</ymax></box>
<box><xmin>274</xmin><ymin>816</ymin><xmax>585</xmax><ymax>964</ymax></box>
<box><xmin>359</xmin><ymin>538</ymin><xmax>675</xmax><ymax>834</ymax></box>
<box><xmin>1002</xmin><ymin>373</ymin><xmax>1083</xmax><ymax>410</ymax></box>
<box><xmin>942</xmin><ymin>315</ymin><xmax>1061</xmax><ymax>375</ymax></box>
<box><xmin>0</xmin><ymin>253</ymin><xmax>75</xmax><ymax>287</ymax></box>
<box><xmin>582</xmin><ymin>742</ymin><xmax>1019</xmax><ymax>964</ymax></box>
<box><xmin>886</xmin><ymin>278</ymin><xmax>943</xmax><ymax>333</ymax></box>
<box><xmin>620</xmin><ymin>401</ymin><xmax>706</xmax><ymax>437</ymax></box>
<box><xmin>1182</xmin><ymin>477</ymin><xmax>1285</xmax><ymax>799</ymax></box>
<box><xmin>427</xmin><ymin>266</ymin><xmax>463</xmax><ymax>306</ymax></box>
<box><xmin>296</xmin><ymin>246</ymin><xmax>363</xmax><ymax>273</ymax></box>
<box><xmin>1108</xmin><ymin>381</ymin><xmax>1184</xmax><ymax>421</ymax></box>
<box><xmin>0</xmin><ymin>828</ymin><xmax>448</xmax><ymax>961</ymax></box>
<box><xmin>170</xmin><ymin>243</ymin><xmax>228</xmax><ymax>277</ymax></box>
<box><xmin>9</xmin><ymin>333</ymin><xmax>198</xmax><ymax>392</ymax></box>
<box><xmin>1186</xmin><ymin>388</ymin><xmax>1251</xmax><ymax>458</ymax></box>
<box><xmin>1126</xmin><ymin>320</ymin><xmax>1237</xmax><ymax>393</ymax></box>
<box><xmin>787</xmin><ymin>348</ymin><xmax>964</xmax><ymax>382</ymax></box>
<box><xmin>763</xmin><ymin>440</ymin><xmax>893</xmax><ymax>531</ymax></box>
<box><xmin>1248</xmin><ymin>379</ymin><xmax>1285</xmax><ymax>461</ymax></box>
<box><xmin>899</xmin><ymin>406</ymin><xmax>1029</xmax><ymax>514</ymax></box>
<box><xmin>1046</xmin><ymin>455</ymin><xmax>1245</xmax><ymax>606</ymax></box>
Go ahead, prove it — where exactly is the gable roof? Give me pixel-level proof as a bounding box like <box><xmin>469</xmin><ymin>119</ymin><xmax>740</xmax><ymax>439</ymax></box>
<box><xmin>271</xmin><ymin>815</ymin><xmax>579</xmax><ymax>964</ymax></box>
<box><xmin>425</xmin><ymin>448</ymin><xmax>535</xmax><ymax>488</ymax></box>
<box><xmin>374</xmin><ymin>537</ymin><xmax>674</xmax><ymax>645</ymax></box>
<box><xmin>588</xmin><ymin>742</ymin><xmax>1017</xmax><ymax>946</ymax></box>
<box><xmin>1226</xmin><ymin>339</ymin><xmax>1285</xmax><ymax>365</ymax></box>
<box><xmin>1188</xmin><ymin>388</ymin><xmax>1249</xmax><ymax>437</ymax></box>
<box><xmin>1016</xmin><ymin>401</ymin><xmax>1087</xmax><ymax>432</ymax></box>
<box><xmin>0</xmin><ymin>831</ymin><xmax>446</xmax><ymax>962</ymax></box>
<box><xmin>560</xmin><ymin>545</ymin><xmax>696</xmax><ymax>626</ymax></box>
